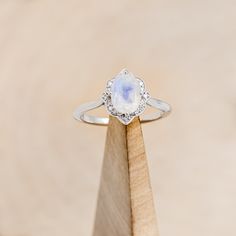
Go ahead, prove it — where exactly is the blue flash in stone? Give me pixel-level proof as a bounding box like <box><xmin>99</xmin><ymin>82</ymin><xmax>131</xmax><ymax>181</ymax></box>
<box><xmin>122</xmin><ymin>85</ymin><xmax>133</xmax><ymax>102</ymax></box>
<box><xmin>111</xmin><ymin>69</ymin><xmax>141</xmax><ymax>114</ymax></box>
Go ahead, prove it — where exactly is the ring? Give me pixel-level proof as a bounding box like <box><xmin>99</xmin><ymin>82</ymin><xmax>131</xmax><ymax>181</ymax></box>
<box><xmin>73</xmin><ymin>69</ymin><xmax>171</xmax><ymax>126</ymax></box>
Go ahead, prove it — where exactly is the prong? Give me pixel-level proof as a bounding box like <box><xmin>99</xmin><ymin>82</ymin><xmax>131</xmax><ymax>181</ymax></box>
<box><xmin>120</xmin><ymin>68</ymin><xmax>129</xmax><ymax>75</ymax></box>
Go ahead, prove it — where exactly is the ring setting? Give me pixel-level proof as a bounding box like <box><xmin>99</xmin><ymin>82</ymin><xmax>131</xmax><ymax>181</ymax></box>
<box><xmin>102</xmin><ymin>69</ymin><xmax>151</xmax><ymax>125</ymax></box>
<box><xmin>73</xmin><ymin>69</ymin><xmax>171</xmax><ymax>126</ymax></box>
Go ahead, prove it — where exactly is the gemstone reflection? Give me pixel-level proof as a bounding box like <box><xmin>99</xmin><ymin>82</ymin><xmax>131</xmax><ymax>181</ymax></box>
<box><xmin>111</xmin><ymin>70</ymin><xmax>141</xmax><ymax>114</ymax></box>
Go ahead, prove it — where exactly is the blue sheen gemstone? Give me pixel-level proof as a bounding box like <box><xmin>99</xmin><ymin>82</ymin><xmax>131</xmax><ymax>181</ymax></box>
<box><xmin>111</xmin><ymin>70</ymin><xmax>141</xmax><ymax>114</ymax></box>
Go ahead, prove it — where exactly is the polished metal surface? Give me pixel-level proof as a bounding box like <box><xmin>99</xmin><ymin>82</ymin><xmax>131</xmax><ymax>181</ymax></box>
<box><xmin>73</xmin><ymin>98</ymin><xmax>171</xmax><ymax>126</ymax></box>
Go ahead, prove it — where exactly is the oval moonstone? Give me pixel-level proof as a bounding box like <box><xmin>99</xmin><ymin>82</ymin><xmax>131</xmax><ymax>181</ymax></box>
<box><xmin>111</xmin><ymin>70</ymin><xmax>141</xmax><ymax>114</ymax></box>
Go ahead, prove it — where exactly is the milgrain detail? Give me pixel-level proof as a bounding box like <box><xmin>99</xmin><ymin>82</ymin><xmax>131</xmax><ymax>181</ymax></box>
<box><xmin>93</xmin><ymin>116</ymin><xmax>159</xmax><ymax>236</ymax></box>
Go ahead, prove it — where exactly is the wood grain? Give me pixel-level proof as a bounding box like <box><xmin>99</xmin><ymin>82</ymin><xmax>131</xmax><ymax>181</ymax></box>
<box><xmin>93</xmin><ymin>116</ymin><xmax>159</xmax><ymax>236</ymax></box>
<box><xmin>0</xmin><ymin>1</ymin><xmax>235</xmax><ymax>236</ymax></box>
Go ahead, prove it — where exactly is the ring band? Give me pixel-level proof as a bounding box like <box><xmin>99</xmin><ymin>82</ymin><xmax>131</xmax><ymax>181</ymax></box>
<box><xmin>73</xmin><ymin>98</ymin><xmax>171</xmax><ymax>126</ymax></box>
<box><xmin>73</xmin><ymin>69</ymin><xmax>171</xmax><ymax>126</ymax></box>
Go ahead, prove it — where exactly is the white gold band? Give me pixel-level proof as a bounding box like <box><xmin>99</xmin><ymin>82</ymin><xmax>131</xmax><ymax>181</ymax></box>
<box><xmin>73</xmin><ymin>98</ymin><xmax>171</xmax><ymax>126</ymax></box>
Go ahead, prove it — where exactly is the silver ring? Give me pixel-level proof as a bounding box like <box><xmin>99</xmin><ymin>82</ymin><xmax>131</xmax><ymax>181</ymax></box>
<box><xmin>73</xmin><ymin>69</ymin><xmax>171</xmax><ymax>126</ymax></box>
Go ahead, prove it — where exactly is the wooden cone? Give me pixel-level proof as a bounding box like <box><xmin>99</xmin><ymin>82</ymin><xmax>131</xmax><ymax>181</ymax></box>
<box><xmin>92</xmin><ymin>116</ymin><xmax>159</xmax><ymax>236</ymax></box>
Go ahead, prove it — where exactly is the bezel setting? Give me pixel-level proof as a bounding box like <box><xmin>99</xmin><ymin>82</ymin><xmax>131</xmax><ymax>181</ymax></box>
<box><xmin>102</xmin><ymin>69</ymin><xmax>151</xmax><ymax>125</ymax></box>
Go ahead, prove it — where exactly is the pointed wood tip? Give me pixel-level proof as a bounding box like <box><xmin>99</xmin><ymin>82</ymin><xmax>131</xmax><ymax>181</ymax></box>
<box><xmin>93</xmin><ymin>116</ymin><xmax>159</xmax><ymax>236</ymax></box>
